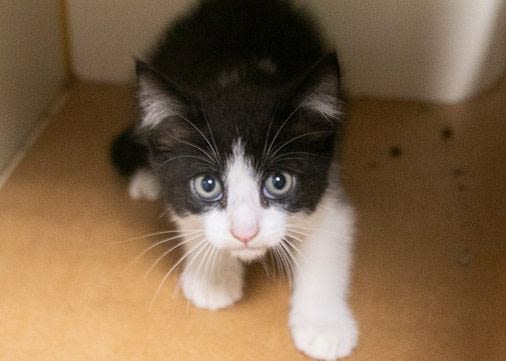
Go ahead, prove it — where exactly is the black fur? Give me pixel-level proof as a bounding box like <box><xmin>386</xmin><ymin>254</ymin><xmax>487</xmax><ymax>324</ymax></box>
<box><xmin>112</xmin><ymin>0</ymin><xmax>344</xmax><ymax>216</ymax></box>
<box><xmin>110</xmin><ymin>127</ymin><xmax>148</xmax><ymax>176</ymax></box>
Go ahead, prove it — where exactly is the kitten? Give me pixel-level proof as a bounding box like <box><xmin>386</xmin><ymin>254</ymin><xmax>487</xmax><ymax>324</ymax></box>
<box><xmin>111</xmin><ymin>0</ymin><xmax>357</xmax><ymax>359</ymax></box>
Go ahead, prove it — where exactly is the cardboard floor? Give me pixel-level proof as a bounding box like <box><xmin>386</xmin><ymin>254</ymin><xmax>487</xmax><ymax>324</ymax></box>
<box><xmin>1</xmin><ymin>80</ymin><xmax>505</xmax><ymax>361</ymax></box>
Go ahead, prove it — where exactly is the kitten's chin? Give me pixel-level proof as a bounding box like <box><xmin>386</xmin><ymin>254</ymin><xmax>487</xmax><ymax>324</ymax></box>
<box><xmin>229</xmin><ymin>247</ymin><xmax>267</xmax><ymax>262</ymax></box>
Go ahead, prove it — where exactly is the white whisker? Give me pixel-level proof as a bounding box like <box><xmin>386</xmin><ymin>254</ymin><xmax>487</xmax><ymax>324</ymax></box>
<box><xmin>264</xmin><ymin>100</ymin><xmax>305</xmax><ymax>162</ymax></box>
<box><xmin>268</xmin><ymin>130</ymin><xmax>335</xmax><ymax>161</ymax></box>
<box><xmin>110</xmin><ymin>229</ymin><xmax>200</xmax><ymax>245</ymax></box>
<box><xmin>261</xmin><ymin>102</ymin><xmax>279</xmax><ymax>162</ymax></box>
<box><xmin>149</xmin><ymin>239</ymin><xmax>207</xmax><ymax>310</ymax></box>
<box><xmin>283</xmin><ymin>237</ymin><xmax>305</xmax><ymax>259</ymax></box>
<box><xmin>200</xmin><ymin>100</ymin><xmax>222</xmax><ymax>168</ymax></box>
<box><xmin>154</xmin><ymin>154</ymin><xmax>216</xmax><ymax>171</ymax></box>
<box><xmin>269</xmin><ymin>151</ymin><xmax>328</xmax><ymax>164</ymax></box>
<box><xmin>143</xmin><ymin>233</ymin><xmax>204</xmax><ymax>279</ymax></box>
<box><xmin>175</xmin><ymin>113</ymin><xmax>221</xmax><ymax>167</ymax></box>
<box><xmin>281</xmin><ymin>239</ymin><xmax>303</xmax><ymax>283</ymax></box>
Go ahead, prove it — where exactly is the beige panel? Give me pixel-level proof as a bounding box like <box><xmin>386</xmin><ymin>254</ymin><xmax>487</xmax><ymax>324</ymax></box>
<box><xmin>67</xmin><ymin>0</ymin><xmax>197</xmax><ymax>84</ymax></box>
<box><xmin>67</xmin><ymin>0</ymin><xmax>505</xmax><ymax>103</ymax></box>
<box><xmin>0</xmin><ymin>0</ymin><xmax>66</xmax><ymax>174</ymax></box>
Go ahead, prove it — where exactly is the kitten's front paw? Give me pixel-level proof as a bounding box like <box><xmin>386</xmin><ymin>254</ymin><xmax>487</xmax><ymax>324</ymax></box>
<box><xmin>181</xmin><ymin>267</ymin><xmax>243</xmax><ymax>311</ymax></box>
<box><xmin>290</xmin><ymin>311</ymin><xmax>358</xmax><ymax>360</ymax></box>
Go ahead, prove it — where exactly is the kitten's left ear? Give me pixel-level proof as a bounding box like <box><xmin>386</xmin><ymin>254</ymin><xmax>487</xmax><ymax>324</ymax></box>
<box><xmin>291</xmin><ymin>52</ymin><xmax>342</xmax><ymax>122</ymax></box>
<box><xmin>135</xmin><ymin>60</ymin><xmax>189</xmax><ymax>128</ymax></box>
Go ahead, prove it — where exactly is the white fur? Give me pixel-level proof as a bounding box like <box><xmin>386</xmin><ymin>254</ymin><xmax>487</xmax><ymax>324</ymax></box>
<box><xmin>302</xmin><ymin>93</ymin><xmax>341</xmax><ymax>121</ymax></box>
<box><xmin>303</xmin><ymin>94</ymin><xmax>340</xmax><ymax>120</ymax></box>
<box><xmin>128</xmin><ymin>169</ymin><xmax>161</xmax><ymax>201</ymax></box>
<box><xmin>181</xmin><ymin>248</ymin><xmax>244</xmax><ymax>310</ymax></box>
<box><xmin>138</xmin><ymin>78</ymin><xmax>183</xmax><ymax>128</ymax></box>
<box><xmin>289</xmin><ymin>192</ymin><xmax>358</xmax><ymax>360</ymax></box>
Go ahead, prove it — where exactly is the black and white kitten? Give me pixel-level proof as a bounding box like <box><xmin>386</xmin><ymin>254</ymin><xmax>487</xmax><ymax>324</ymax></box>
<box><xmin>112</xmin><ymin>1</ymin><xmax>357</xmax><ymax>359</ymax></box>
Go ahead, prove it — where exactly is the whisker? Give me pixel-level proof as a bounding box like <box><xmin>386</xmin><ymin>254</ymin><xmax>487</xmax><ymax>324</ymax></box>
<box><xmin>261</xmin><ymin>102</ymin><xmax>279</xmax><ymax>162</ymax></box>
<box><xmin>207</xmin><ymin>247</ymin><xmax>220</xmax><ymax>283</ymax></box>
<box><xmin>122</xmin><ymin>232</ymin><xmax>202</xmax><ymax>274</ymax></box>
<box><xmin>264</xmin><ymin>100</ymin><xmax>305</xmax><ymax>162</ymax></box>
<box><xmin>109</xmin><ymin>229</ymin><xmax>197</xmax><ymax>245</ymax></box>
<box><xmin>283</xmin><ymin>237</ymin><xmax>305</xmax><ymax>260</ymax></box>
<box><xmin>200</xmin><ymin>100</ymin><xmax>222</xmax><ymax>168</ymax></box>
<box><xmin>260</xmin><ymin>257</ymin><xmax>272</xmax><ymax>278</ymax></box>
<box><xmin>154</xmin><ymin>154</ymin><xmax>216</xmax><ymax>172</ymax></box>
<box><xmin>269</xmin><ymin>151</ymin><xmax>329</xmax><ymax>164</ymax></box>
<box><xmin>149</xmin><ymin>239</ymin><xmax>207</xmax><ymax>310</ymax></box>
<box><xmin>277</xmin><ymin>243</ymin><xmax>293</xmax><ymax>286</ymax></box>
<box><xmin>190</xmin><ymin>243</ymin><xmax>213</xmax><ymax>300</ymax></box>
<box><xmin>280</xmin><ymin>239</ymin><xmax>302</xmax><ymax>281</ymax></box>
<box><xmin>268</xmin><ymin>130</ymin><xmax>335</xmax><ymax>161</ymax></box>
<box><xmin>175</xmin><ymin>113</ymin><xmax>221</xmax><ymax>166</ymax></box>
<box><xmin>143</xmin><ymin>233</ymin><xmax>204</xmax><ymax>279</ymax></box>
<box><xmin>270</xmin><ymin>248</ymin><xmax>282</xmax><ymax>279</ymax></box>
<box><xmin>168</xmin><ymin>135</ymin><xmax>217</xmax><ymax>165</ymax></box>
<box><xmin>286</xmin><ymin>225</ymin><xmax>336</xmax><ymax>236</ymax></box>
<box><xmin>285</xmin><ymin>229</ymin><xmax>312</xmax><ymax>239</ymax></box>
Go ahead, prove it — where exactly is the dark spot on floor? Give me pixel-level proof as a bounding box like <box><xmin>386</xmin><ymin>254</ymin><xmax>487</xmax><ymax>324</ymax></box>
<box><xmin>452</xmin><ymin>168</ymin><xmax>466</xmax><ymax>177</ymax></box>
<box><xmin>457</xmin><ymin>184</ymin><xmax>467</xmax><ymax>192</ymax></box>
<box><xmin>441</xmin><ymin>127</ymin><xmax>453</xmax><ymax>141</ymax></box>
<box><xmin>389</xmin><ymin>146</ymin><xmax>402</xmax><ymax>158</ymax></box>
<box><xmin>416</xmin><ymin>104</ymin><xmax>430</xmax><ymax>113</ymax></box>
<box><xmin>367</xmin><ymin>161</ymin><xmax>377</xmax><ymax>169</ymax></box>
<box><xmin>458</xmin><ymin>247</ymin><xmax>472</xmax><ymax>267</ymax></box>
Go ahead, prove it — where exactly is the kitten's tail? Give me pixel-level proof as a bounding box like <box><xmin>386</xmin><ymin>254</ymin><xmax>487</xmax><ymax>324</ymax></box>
<box><xmin>110</xmin><ymin>126</ymin><xmax>148</xmax><ymax>176</ymax></box>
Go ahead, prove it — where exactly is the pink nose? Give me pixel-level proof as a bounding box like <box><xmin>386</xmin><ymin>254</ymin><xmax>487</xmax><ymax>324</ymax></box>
<box><xmin>231</xmin><ymin>226</ymin><xmax>259</xmax><ymax>245</ymax></box>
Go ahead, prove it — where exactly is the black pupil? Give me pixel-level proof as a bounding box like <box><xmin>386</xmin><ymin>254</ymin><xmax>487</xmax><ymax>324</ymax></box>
<box><xmin>272</xmin><ymin>173</ymin><xmax>286</xmax><ymax>190</ymax></box>
<box><xmin>202</xmin><ymin>176</ymin><xmax>216</xmax><ymax>193</ymax></box>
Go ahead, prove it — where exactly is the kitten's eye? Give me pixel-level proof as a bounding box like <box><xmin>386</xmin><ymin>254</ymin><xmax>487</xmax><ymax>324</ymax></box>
<box><xmin>192</xmin><ymin>175</ymin><xmax>223</xmax><ymax>201</ymax></box>
<box><xmin>263</xmin><ymin>172</ymin><xmax>294</xmax><ymax>199</ymax></box>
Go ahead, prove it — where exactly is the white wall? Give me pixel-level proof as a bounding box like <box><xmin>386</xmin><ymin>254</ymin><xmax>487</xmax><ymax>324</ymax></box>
<box><xmin>0</xmin><ymin>1</ymin><xmax>66</xmax><ymax>173</ymax></box>
<box><xmin>67</xmin><ymin>0</ymin><xmax>505</xmax><ymax>103</ymax></box>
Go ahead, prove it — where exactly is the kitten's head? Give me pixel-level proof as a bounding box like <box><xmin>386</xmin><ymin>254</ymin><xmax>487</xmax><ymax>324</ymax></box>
<box><xmin>135</xmin><ymin>54</ymin><xmax>343</xmax><ymax>261</ymax></box>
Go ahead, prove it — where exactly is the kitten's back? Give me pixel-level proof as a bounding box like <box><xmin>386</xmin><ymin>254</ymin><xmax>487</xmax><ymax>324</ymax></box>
<box><xmin>149</xmin><ymin>0</ymin><xmax>325</xmax><ymax>92</ymax></box>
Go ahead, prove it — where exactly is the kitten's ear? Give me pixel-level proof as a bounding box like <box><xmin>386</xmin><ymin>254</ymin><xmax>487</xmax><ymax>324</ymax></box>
<box><xmin>135</xmin><ymin>60</ymin><xmax>188</xmax><ymax>128</ymax></box>
<box><xmin>290</xmin><ymin>52</ymin><xmax>342</xmax><ymax>122</ymax></box>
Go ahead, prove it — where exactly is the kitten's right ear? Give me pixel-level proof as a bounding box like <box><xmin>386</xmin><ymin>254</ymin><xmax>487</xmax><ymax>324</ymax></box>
<box><xmin>135</xmin><ymin>60</ymin><xmax>186</xmax><ymax>128</ymax></box>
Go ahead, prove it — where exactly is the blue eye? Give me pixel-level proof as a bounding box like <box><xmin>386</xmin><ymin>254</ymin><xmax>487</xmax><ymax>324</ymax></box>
<box><xmin>192</xmin><ymin>175</ymin><xmax>223</xmax><ymax>201</ymax></box>
<box><xmin>263</xmin><ymin>172</ymin><xmax>294</xmax><ymax>199</ymax></box>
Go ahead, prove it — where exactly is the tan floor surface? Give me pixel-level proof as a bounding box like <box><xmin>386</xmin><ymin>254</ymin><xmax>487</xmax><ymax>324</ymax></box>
<box><xmin>1</xmin><ymin>80</ymin><xmax>505</xmax><ymax>361</ymax></box>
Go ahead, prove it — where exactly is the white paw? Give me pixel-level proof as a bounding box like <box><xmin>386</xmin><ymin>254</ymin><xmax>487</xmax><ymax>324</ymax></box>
<box><xmin>181</xmin><ymin>268</ymin><xmax>243</xmax><ymax>311</ymax></box>
<box><xmin>128</xmin><ymin>169</ymin><xmax>161</xmax><ymax>201</ymax></box>
<box><xmin>290</xmin><ymin>311</ymin><xmax>358</xmax><ymax>360</ymax></box>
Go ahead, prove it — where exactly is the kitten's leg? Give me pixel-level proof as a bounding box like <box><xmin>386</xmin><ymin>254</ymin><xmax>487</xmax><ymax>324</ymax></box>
<box><xmin>180</xmin><ymin>240</ymin><xmax>244</xmax><ymax>310</ymax></box>
<box><xmin>289</xmin><ymin>197</ymin><xmax>358</xmax><ymax>361</ymax></box>
<box><xmin>128</xmin><ymin>168</ymin><xmax>161</xmax><ymax>201</ymax></box>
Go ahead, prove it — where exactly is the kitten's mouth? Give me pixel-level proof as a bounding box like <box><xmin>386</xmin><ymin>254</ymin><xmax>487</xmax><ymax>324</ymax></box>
<box><xmin>229</xmin><ymin>247</ymin><xmax>267</xmax><ymax>262</ymax></box>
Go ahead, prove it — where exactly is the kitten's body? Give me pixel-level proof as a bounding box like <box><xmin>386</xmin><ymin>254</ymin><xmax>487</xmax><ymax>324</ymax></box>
<box><xmin>112</xmin><ymin>1</ymin><xmax>357</xmax><ymax>359</ymax></box>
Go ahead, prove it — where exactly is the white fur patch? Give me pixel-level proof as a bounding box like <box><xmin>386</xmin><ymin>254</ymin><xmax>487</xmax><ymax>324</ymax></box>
<box><xmin>128</xmin><ymin>169</ymin><xmax>161</xmax><ymax>201</ymax></box>
<box><xmin>302</xmin><ymin>93</ymin><xmax>341</xmax><ymax>121</ymax></box>
<box><xmin>138</xmin><ymin>78</ymin><xmax>183</xmax><ymax>128</ymax></box>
